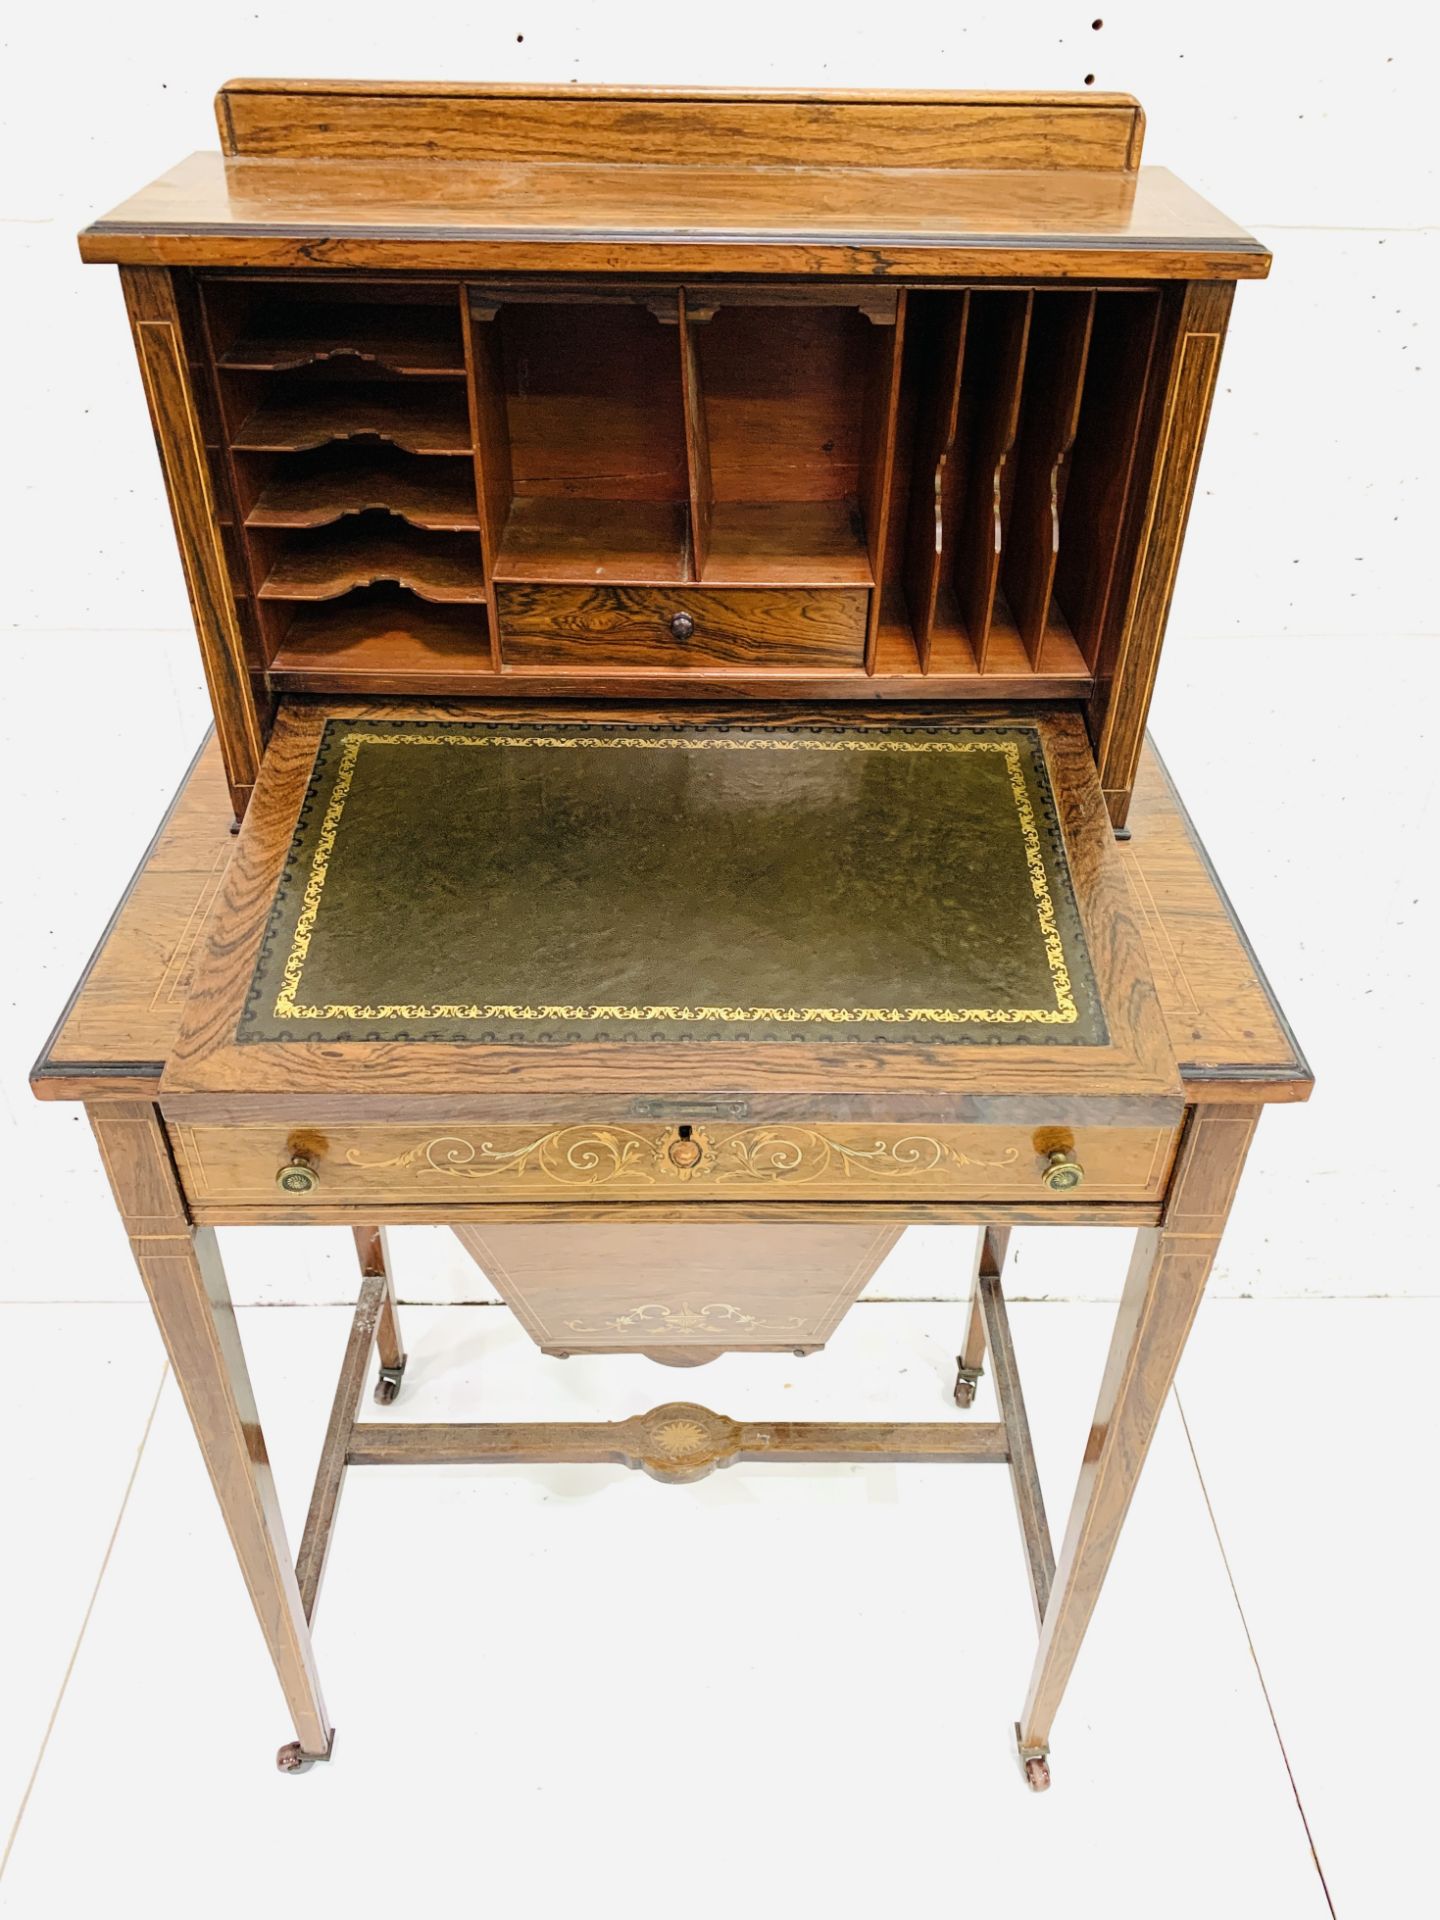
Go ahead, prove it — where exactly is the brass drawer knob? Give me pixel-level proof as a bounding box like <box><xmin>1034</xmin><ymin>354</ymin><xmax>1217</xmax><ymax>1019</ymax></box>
<box><xmin>667</xmin><ymin>1132</ymin><xmax>703</xmax><ymax>1170</ymax></box>
<box><xmin>1041</xmin><ymin>1148</ymin><xmax>1084</xmax><ymax>1193</ymax></box>
<box><xmin>276</xmin><ymin>1153</ymin><xmax>320</xmax><ymax>1196</ymax></box>
<box><xmin>669</xmin><ymin>610</ymin><xmax>695</xmax><ymax>640</ymax></box>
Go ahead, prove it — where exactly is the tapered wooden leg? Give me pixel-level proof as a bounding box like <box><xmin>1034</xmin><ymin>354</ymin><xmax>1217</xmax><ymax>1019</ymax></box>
<box><xmin>955</xmin><ymin>1226</ymin><xmax>1010</xmax><ymax>1407</ymax></box>
<box><xmin>353</xmin><ymin>1225</ymin><xmax>407</xmax><ymax>1404</ymax></box>
<box><xmin>1017</xmin><ymin>1104</ymin><xmax>1260</xmax><ymax>1770</ymax></box>
<box><xmin>90</xmin><ymin>1101</ymin><xmax>332</xmax><ymax>1762</ymax></box>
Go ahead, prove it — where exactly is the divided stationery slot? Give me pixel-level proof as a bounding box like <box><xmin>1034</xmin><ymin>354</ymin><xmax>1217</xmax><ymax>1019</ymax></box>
<box><xmin>190</xmin><ymin>271</ymin><xmax>1161</xmax><ymax>697</ymax></box>
<box><xmin>252</xmin><ymin>515</ymin><xmax>488</xmax><ymax>604</ymax></box>
<box><xmin>216</xmin><ymin>302</ymin><xmax>467</xmax><ymax>377</ymax></box>
<box><xmin>240</xmin><ymin>446</ymin><xmax>480</xmax><ymax>532</ymax></box>
<box><xmin>469</xmin><ymin>287</ymin><xmax>899</xmax><ymax>671</ymax></box>
<box><xmin>227</xmin><ymin>377</ymin><xmax>474</xmax><ymax>456</ymax></box>
<box><xmin>903</xmin><ymin>287</ymin><xmax>1160</xmax><ymax>681</ymax></box>
<box><xmin>471</xmin><ymin>293</ymin><xmax>691</xmax><ymax>586</ymax></box>
<box><xmin>683</xmin><ymin>294</ymin><xmax>898</xmax><ymax>590</ymax></box>
<box><xmin>264</xmin><ymin>586</ymin><xmax>489</xmax><ymax>693</ymax></box>
<box><xmin>201</xmin><ymin>278</ymin><xmax>494</xmax><ymax>689</ymax></box>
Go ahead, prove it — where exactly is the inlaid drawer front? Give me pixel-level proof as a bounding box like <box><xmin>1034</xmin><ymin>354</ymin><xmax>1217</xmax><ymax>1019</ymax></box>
<box><xmin>170</xmin><ymin>1120</ymin><xmax>1177</xmax><ymax>1207</ymax></box>
<box><xmin>494</xmin><ymin>583</ymin><xmax>869</xmax><ymax>669</ymax></box>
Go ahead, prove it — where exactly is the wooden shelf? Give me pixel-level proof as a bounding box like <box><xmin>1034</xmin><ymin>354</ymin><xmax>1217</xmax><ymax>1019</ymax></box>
<box><xmin>208</xmin><ymin>281</ymin><xmax>1135</xmax><ymax>707</ymax></box>
<box><xmin>494</xmin><ymin>497</ymin><xmax>690</xmax><ymax>584</ymax></box>
<box><xmin>699</xmin><ymin>500</ymin><xmax>873</xmax><ymax>586</ymax></box>
<box><xmin>245</xmin><ymin>452</ymin><xmax>479</xmax><ymax>531</ymax></box>
<box><xmin>267</xmin><ymin>591</ymin><xmax>491</xmax><ymax>690</ymax></box>
<box><xmin>258</xmin><ymin>523</ymin><xmax>487</xmax><ymax>603</ymax></box>
<box><xmin>232</xmin><ymin>385</ymin><xmax>472</xmax><ymax>455</ymax></box>
<box><xmin>218</xmin><ymin>304</ymin><xmax>465</xmax><ymax>376</ymax></box>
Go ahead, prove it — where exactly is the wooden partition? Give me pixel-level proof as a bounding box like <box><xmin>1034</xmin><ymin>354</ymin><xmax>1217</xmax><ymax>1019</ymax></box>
<box><xmin>186</xmin><ymin>270</ymin><xmax>1167</xmax><ymax>699</ymax></box>
<box><xmin>200</xmin><ymin>277</ymin><xmax>492</xmax><ymax>691</ymax></box>
<box><xmin>902</xmin><ymin>287</ymin><xmax>1161</xmax><ymax>685</ymax></box>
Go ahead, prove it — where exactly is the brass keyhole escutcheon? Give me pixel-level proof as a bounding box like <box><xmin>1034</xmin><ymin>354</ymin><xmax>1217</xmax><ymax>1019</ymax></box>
<box><xmin>667</xmin><ymin>1125</ymin><xmax>703</xmax><ymax>1170</ymax></box>
<box><xmin>276</xmin><ymin>1152</ymin><xmax>320</xmax><ymax>1195</ymax></box>
<box><xmin>670</xmin><ymin>610</ymin><xmax>695</xmax><ymax>641</ymax></box>
<box><xmin>1041</xmin><ymin>1148</ymin><xmax>1084</xmax><ymax>1193</ymax></box>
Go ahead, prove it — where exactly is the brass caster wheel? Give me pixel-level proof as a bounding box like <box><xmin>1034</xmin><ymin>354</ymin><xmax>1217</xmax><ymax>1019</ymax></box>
<box><xmin>276</xmin><ymin>1737</ymin><xmax>333</xmax><ymax>1775</ymax></box>
<box><xmin>373</xmin><ymin>1360</ymin><xmax>407</xmax><ymax>1407</ymax></box>
<box><xmin>954</xmin><ymin>1364</ymin><xmax>982</xmax><ymax>1410</ymax></box>
<box><xmin>1015</xmin><ymin>1725</ymin><xmax>1051</xmax><ymax>1792</ymax></box>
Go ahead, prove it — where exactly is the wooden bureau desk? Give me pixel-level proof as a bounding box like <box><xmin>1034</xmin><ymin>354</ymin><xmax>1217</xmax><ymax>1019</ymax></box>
<box><xmin>34</xmin><ymin>81</ymin><xmax>1308</xmax><ymax>1786</ymax></box>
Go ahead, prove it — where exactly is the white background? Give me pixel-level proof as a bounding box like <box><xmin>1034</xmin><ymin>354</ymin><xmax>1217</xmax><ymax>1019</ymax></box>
<box><xmin>0</xmin><ymin>3</ymin><xmax>1435</xmax><ymax>1307</ymax></box>
<box><xmin>0</xmin><ymin>12</ymin><xmax>1434</xmax><ymax>1915</ymax></box>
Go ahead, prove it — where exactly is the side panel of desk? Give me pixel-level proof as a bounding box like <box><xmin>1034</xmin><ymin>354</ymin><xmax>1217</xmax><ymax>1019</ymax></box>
<box><xmin>1119</xmin><ymin>746</ymin><xmax>1311</xmax><ymax>1101</ymax></box>
<box><xmin>31</xmin><ymin>734</ymin><xmax>233</xmax><ymax>1102</ymax></box>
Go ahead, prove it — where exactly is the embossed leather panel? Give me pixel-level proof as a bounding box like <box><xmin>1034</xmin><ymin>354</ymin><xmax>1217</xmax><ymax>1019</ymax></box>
<box><xmin>239</xmin><ymin>717</ymin><xmax>1105</xmax><ymax>1046</ymax></box>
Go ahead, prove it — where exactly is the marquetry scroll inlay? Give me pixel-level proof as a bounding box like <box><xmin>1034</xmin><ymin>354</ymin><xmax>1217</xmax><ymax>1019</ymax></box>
<box><xmin>344</xmin><ymin>1128</ymin><xmax>658</xmax><ymax>1186</ymax></box>
<box><xmin>724</xmin><ymin>1129</ymin><xmax>1019</xmax><ymax>1181</ymax></box>
<box><xmin>342</xmin><ymin>1125</ymin><xmax>1021</xmax><ymax>1189</ymax></box>
<box><xmin>562</xmin><ymin>1301</ymin><xmax>806</xmax><ymax>1337</ymax></box>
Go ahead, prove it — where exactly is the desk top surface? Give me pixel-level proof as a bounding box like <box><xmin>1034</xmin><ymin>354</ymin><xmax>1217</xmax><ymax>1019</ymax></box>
<box><xmin>33</xmin><ymin>719</ymin><xmax>1309</xmax><ymax>1109</ymax></box>
<box><xmin>153</xmin><ymin>703</ymin><xmax>1174</xmax><ymax>1117</ymax></box>
<box><xmin>78</xmin><ymin>81</ymin><xmax>1268</xmax><ymax>280</ymax></box>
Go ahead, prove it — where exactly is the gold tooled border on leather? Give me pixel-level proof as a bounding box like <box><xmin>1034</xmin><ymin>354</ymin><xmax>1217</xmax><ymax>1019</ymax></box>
<box><xmin>274</xmin><ymin>727</ymin><xmax>1077</xmax><ymax>1028</ymax></box>
<box><xmin>238</xmin><ymin>718</ymin><xmax>1108</xmax><ymax>1046</ymax></box>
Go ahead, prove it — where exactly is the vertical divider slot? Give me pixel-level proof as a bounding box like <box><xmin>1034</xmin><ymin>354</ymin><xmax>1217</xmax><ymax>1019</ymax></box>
<box><xmin>1053</xmin><ymin>291</ymin><xmax>1162</xmax><ymax>672</ymax></box>
<box><xmin>955</xmin><ymin>291</ymin><xmax>1033</xmax><ymax>673</ymax></box>
<box><xmin>902</xmin><ymin>294</ymin><xmax>970</xmax><ymax>672</ymax></box>
<box><xmin>858</xmin><ymin>291</ymin><xmax>907</xmax><ymax>672</ymax></box>
<box><xmin>465</xmin><ymin>287</ymin><xmax>690</xmax><ymax>594</ymax></box>
<box><xmin>678</xmin><ymin>289</ymin><xmax>711</xmax><ymax>583</ymax></box>
<box><xmin>1003</xmin><ymin>291</ymin><xmax>1097</xmax><ymax>670</ymax></box>
<box><xmin>463</xmin><ymin>288</ymin><xmax>513</xmax><ymax>669</ymax></box>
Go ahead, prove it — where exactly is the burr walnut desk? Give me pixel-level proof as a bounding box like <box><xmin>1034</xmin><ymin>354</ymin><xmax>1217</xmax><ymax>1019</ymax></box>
<box><xmin>34</xmin><ymin>80</ymin><xmax>1309</xmax><ymax>1787</ymax></box>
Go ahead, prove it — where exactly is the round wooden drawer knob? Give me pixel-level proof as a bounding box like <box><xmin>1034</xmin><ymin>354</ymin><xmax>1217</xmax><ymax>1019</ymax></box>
<box><xmin>276</xmin><ymin>1154</ymin><xmax>320</xmax><ymax>1195</ymax></box>
<box><xmin>667</xmin><ymin>1134</ymin><xmax>703</xmax><ymax>1170</ymax></box>
<box><xmin>669</xmin><ymin>611</ymin><xmax>695</xmax><ymax>640</ymax></box>
<box><xmin>1041</xmin><ymin>1148</ymin><xmax>1084</xmax><ymax>1193</ymax></box>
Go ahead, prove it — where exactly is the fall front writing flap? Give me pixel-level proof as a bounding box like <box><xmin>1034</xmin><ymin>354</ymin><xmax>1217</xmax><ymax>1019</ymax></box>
<box><xmin>161</xmin><ymin>701</ymin><xmax>1179</xmax><ymax>1119</ymax></box>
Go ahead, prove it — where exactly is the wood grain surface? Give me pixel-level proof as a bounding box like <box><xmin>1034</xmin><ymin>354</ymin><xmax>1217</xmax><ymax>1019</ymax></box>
<box><xmin>452</xmin><ymin>1220</ymin><xmax>902</xmax><ymax>1357</ymax></box>
<box><xmin>494</xmin><ymin>583</ymin><xmax>868</xmax><ymax>668</ymax></box>
<box><xmin>89</xmin><ymin>1099</ymin><xmax>330</xmax><ymax>1755</ymax></box>
<box><xmin>120</xmin><ymin>268</ymin><xmax>265</xmax><ymax>812</ymax></box>
<box><xmin>231</xmin><ymin>383</ymin><xmax>473</xmax><ymax>457</ymax></box>
<box><xmin>1091</xmin><ymin>280</ymin><xmax>1235</xmax><ymax>822</ymax></box>
<box><xmin>258</xmin><ymin>522</ymin><xmax>487</xmax><ymax>603</ymax></box>
<box><xmin>170</xmin><ymin>1117</ymin><xmax>1176</xmax><ymax>1209</ymax></box>
<box><xmin>155</xmin><ymin>700</ymin><xmax>1181</xmax><ymax>1119</ymax></box>
<box><xmin>245</xmin><ymin>452</ymin><xmax>480</xmax><ymax>531</ymax></box>
<box><xmin>1019</xmin><ymin>1102</ymin><xmax>1261</xmax><ymax>1750</ymax></box>
<box><xmin>80</xmin><ymin>157</ymin><xmax>1268</xmax><ymax>282</ymax></box>
<box><xmin>267</xmin><ymin>598</ymin><xmax>489</xmax><ymax>688</ymax></box>
<box><xmin>32</xmin><ymin>734</ymin><xmax>1309</xmax><ymax>1108</ymax></box>
<box><xmin>216</xmin><ymin>81</ymin><xmax>1148</xmax><ymax>171</ymax></box>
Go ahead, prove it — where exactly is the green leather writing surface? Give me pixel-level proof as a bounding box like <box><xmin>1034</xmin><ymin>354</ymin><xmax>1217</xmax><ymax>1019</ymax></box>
<box><xmin>240</xmin><ymin>718</ymin><xmax>1105</xmax><ymax>1046</ymax></box>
